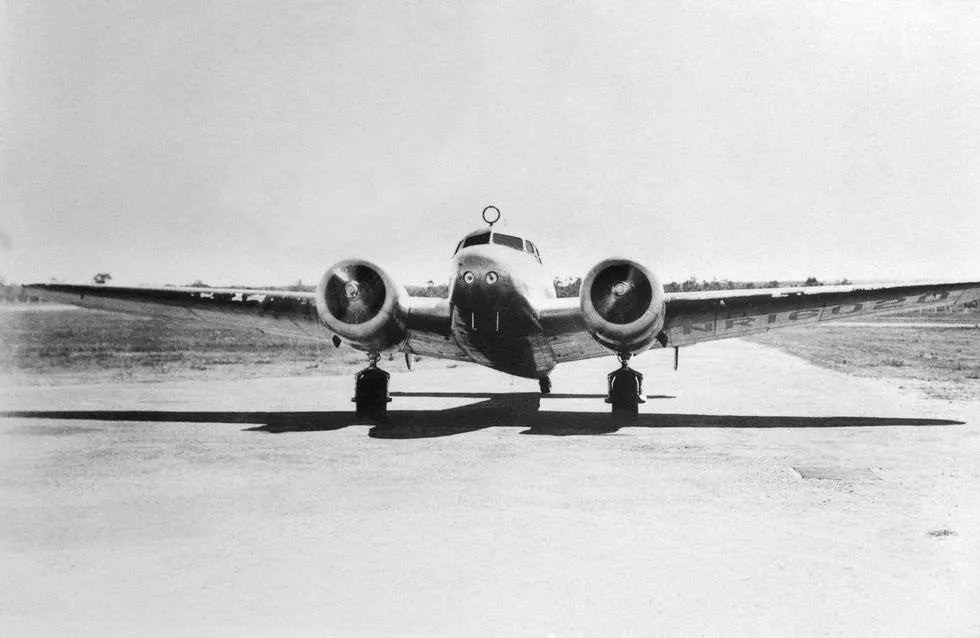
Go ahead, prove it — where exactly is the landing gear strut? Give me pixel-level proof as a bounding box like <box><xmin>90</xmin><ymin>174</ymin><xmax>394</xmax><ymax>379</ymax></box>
<box><xmin>606</xmin><ymin>352</ymin><xmax>644</xmax><ymax>418</ymax></box>
<box><xmin>353</xmin><ymin>352</ymin><xmax>391</xmax><ymax>420</ymax></box>
<box><xmin>539</xmin><ymin>376</ymin><xmax>552</xmax><ymax>395</ymax></box>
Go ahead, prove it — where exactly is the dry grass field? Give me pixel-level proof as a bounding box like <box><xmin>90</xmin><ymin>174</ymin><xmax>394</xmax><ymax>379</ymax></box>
<box><xmin>1</xmin><ymin>304</ymin><xmax>978</xmax><ymax>401</ymax></box>
<box><xmin>0</xmin><ymin>306</ymin><xmax>360</xmax><ymax>385</ymax></box>
<box><xmin>748</xmin><ymin>307</ymin><xmax>980</xmax><ymax>400</ymax></box>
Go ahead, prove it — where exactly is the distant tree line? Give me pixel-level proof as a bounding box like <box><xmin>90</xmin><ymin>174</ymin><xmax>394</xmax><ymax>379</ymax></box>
<box><xmin>393</xmin><ymin>275</ymin><xmax>846</xmax><ymax>298</ymax></box>
<box><xmin>658</xmin><ymin>275</ymin><xmax>842</xmax><ymax>294</ymax></box>
<box><xmin>550</xmin><ymin>275</ymin><xmax>844</xmax><ymax>298</ymax></box>
<box><xmin>0</xmin><ymin>281</ymin><xmax>43</xmax><ymax>303</ymax></box>
<box><xmin>184</xmin><ymin>279</ymin><xmax>453</xmax><ymax>298</ymax></box>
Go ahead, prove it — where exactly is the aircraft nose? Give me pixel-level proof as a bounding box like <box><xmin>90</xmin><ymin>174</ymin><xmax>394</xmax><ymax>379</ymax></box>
<box><xmin>453</xmin><ymin>256</ymin><xmax>506</xmax><ymax>306</ymax></box>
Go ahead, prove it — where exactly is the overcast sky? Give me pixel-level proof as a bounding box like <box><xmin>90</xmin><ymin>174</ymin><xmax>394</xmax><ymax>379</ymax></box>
<box><xmin>2</xmin><ymin>1</ymin><xmax>979</xmax><ymax>286</ymax></box>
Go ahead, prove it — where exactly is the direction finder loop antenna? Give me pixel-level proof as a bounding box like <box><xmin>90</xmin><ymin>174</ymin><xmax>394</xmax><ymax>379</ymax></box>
<box><xmin>482</xmin><ymin>205</ymin><xmax>501</xmax><ymax>227</ymax></box>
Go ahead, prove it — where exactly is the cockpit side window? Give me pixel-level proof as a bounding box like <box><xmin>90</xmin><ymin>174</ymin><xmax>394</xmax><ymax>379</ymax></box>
<box><xmin>462</xmin><ymin>232</ymin><xmax>491</xmax><ymax>248</ymax></box>
<box><xmin>453</xmin><ymin>240</ymin><xmax>464</xmax><ymax>255</ymax></box>
<box><xmin>492</xmin><ymin>233</ymin><xmax>524</xmax><ymax>250</ymax></box>
<box><xmin>526</xmin><ymin>240</ymin><xmax>541</xmax><ymax>263</ymax></box>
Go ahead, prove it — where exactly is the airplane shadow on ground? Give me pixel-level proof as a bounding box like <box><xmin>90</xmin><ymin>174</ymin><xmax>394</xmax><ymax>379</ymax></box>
<box><xmin>1</xmin><ymin>392</ymin><xmax>965</xmax><ymax>439</ymax></box>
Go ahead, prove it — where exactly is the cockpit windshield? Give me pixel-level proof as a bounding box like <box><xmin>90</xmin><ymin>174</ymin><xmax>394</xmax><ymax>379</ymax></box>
<box><xmin>491</xmin><ymin>233</ymin><xmax>523</xmax><ymax>250</ymax></box>
<box><xmin>462</xmin><ymin>232</ymin><xmax>491</xmax><ymax>248</ymax></box>
<box><xmin>454</xmin><ymin>230</ymin><xmax>542</xmax><ymax>263</ymax></box>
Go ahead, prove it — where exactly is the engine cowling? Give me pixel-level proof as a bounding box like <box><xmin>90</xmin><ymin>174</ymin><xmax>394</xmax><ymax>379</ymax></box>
<box><xmin>316</xmin><ymin>259</ymin><xmax>409</xmax><ymax>351</ymax></box>
<box><xmin>580</xmin><ymin>258</ymin><xmax>666</xmax><ymax>354</ymax></box>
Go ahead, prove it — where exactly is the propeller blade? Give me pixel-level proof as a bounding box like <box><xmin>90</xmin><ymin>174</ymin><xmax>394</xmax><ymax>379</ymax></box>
<box><xmin>591</xmin><ymin>264</ymin><xmax>652</xmax><ymax>324</ymax></box>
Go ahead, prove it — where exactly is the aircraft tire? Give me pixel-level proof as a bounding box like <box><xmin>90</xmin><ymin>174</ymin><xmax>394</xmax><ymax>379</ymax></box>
<box><xmin>354</xmin><ymin>368</ymin><xmax>391</xmax><ymax>419</ymax></box>
<box><xmin>608</xmin><ymin>368</ymin><xmax>641</xmax><ymax>419</ymax></box>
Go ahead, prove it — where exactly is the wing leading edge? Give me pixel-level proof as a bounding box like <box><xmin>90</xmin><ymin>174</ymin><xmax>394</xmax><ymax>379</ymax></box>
<box><xmin>662</xmin><ymin>280</ymin><xmax>980</xmax><ymax>347</ymax></box>
<box><xmin>25</xmin><ymin>283</ymin><xmax>329</xmax><ymax>341</ymax></box>
<box><xmin>24</xmin><ymin>283</ymin><xmax>461</xmax><ymax>359</ymax></box>
<box><xmin>26</xmin><ymin>279</ymin><xmax>980</xmax><ymax>365</ymax></box>
<box><xmin>537</xmin><ymin>280</ymin><xmax>980</xmax><ymax>362</ymax></box>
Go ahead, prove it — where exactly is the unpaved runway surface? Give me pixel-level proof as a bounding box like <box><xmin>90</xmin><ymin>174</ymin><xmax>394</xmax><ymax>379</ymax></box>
<box><xmin>2</xmin><ymin>340</ymin><xmax>979</xmax><ymax>637</ymax></box>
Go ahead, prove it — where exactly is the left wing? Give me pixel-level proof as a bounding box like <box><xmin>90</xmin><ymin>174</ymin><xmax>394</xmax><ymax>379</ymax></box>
<box><xmin>538</xmin><ymin>280</ymin><xmax>980</xmax><ymax>362</ymax></box>
<box><xmin>538</xmin><ymin>296</ymin><xmax>612</xmax><ymax>362</ymax></box>
<box><xmin>662</xmin><ymin>280</ymin><xmax>980</xmax><ymax>347</ymax></box>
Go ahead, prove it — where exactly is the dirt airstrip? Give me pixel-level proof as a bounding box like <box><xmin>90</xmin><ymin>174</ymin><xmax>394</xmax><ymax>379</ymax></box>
<box><xmin>2</xmin><ymin>329</ymin><xmax>979</xmax><ymax>636</ymax></box>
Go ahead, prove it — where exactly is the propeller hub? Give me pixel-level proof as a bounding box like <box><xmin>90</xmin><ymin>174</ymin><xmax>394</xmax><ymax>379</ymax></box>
<box><xmin>612</xmin><ymin>281</ymin><xmax>631</xmax><ymax>297</ymax></box>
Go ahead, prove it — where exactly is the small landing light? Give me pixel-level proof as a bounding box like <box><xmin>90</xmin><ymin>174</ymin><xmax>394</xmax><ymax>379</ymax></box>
<box><xmin>485</xmin><ymin>271</ymin><xmax>498</xmax><ymax>284</ymax></box>
<box><xmin>463</xmin><ymin>271</ymin><xmax>475</xmax><ymax>284</ymax></box>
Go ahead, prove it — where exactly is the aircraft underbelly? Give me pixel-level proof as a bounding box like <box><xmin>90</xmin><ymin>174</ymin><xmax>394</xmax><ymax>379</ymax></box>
<box><xmin>451</xmin><ymin>306</ymin><xmax>556</xmax><ymax>378</ymax></box>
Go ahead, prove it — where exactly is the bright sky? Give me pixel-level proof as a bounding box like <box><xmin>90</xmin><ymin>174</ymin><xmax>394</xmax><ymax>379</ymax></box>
<box><xmin>2</xmin><ymin>1</ymin><xmax>979</xmax><ymax>287</ymax></box>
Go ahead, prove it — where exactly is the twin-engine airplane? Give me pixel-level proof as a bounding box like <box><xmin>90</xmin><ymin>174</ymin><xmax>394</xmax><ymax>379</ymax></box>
<box><xmin>27</xmin><ymin>206</ymin><xmax>980</xmax><ymax>417</ymax></box>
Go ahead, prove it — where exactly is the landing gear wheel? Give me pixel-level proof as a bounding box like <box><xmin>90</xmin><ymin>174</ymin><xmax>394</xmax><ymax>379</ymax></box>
<box><xmin>353</xmin><ymin>355</ymin><xmax>391</xmax><ymax>420</ymax></box>
<box><xmin>539</xmin><ymin>376</ymin><xmax>552</xmax><ymax>395</ymax></box>
<box><xmin>608</xmin><ymin>373</ymin><xmax>640</xmax><ymax>416</ymax></box>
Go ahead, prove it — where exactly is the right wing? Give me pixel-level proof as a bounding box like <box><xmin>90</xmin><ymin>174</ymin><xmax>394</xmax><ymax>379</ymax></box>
<box><xmin>25</xmin><ymin>283</ymin><xmax>329</xmax><ymax>341</ymax></box>
<box><xmin>401</xmin><ymin>296</ymin><xmax>469</xmax><ymax>362</ymax></box>
<box><xmin>24</xmin><ymin>284</ymin><xmax>466</xmax><ymax>360</ymax></box>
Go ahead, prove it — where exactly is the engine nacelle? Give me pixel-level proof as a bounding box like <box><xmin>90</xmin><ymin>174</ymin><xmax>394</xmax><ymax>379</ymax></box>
<box><xmin>580</xmin><ymin>258</ymin><xmax>666</xmax><ymax>354</ymax></box>
<box><xmin>316</xmin><ymin>259</ymin><xmax>409</xmax><ymax>351</ymax></box>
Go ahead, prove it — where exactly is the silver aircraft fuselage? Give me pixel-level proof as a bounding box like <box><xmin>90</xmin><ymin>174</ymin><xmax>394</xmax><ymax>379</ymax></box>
<box><xmin>448</xmin><ymin>232</ymin><xmax>557</xmax><ymax>379</ymax></box>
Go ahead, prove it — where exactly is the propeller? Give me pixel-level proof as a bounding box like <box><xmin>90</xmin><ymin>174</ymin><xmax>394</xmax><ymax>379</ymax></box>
<box><xmin>324</xmin><ymin>264</ymin><xmax>387</xmax><ymax>324</ymax></box>
<box><xmin>590</xmin><ymin>263</ymin><xmax>653</xmax><ymax>324</ymax></box>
